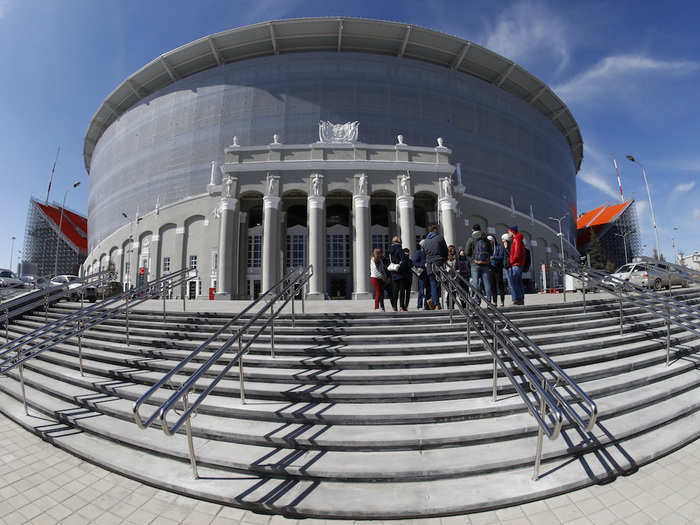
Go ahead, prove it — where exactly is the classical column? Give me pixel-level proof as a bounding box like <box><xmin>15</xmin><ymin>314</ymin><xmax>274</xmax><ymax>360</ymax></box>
<box><xmin>439</xmin><ymin>176</ymin><xmax>458</xmax><ymax>247</ymax></box>
<box><xmin>352</xmin><ymin>193</ymin><xmax>371</xmax><ymax>299</ymax></box>
<box><xmin>150</xmin><ymin>234</ymin><xmax>160</xmax><ymax>279</ymax></box>
<box><xmin>238</xmin><ymin>212</ymin><xmax>248</xmax><ymax>299</ymax></box>
<box><xmin>174</xmin><ymin>226</ymin><xmax>185</xmax><ymax>298</ymax></box>
<box><xmin>215</xmin><ymin>177</ymin><xmax>239</xmax><ymax>300</ymax></box>
<box><xmin>261</xmin><ymin>175</ymin><xmax>281</xmax><ymax>292</ymax></box>
<box><xmin>307</xmin><ymin>173</ymin><xmax>325</xmax><ymax>299</ymax></box>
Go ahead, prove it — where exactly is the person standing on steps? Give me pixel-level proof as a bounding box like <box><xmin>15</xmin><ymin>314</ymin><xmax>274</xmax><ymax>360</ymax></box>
<box><xmin>412</xmin><ymin>240</ymin><xmax>429</xmax><ymax>310</ymax></box>
<box><xmin>465</xmin><ymin>224</ymin><xmax>493</xmax><ymax>305</ymax></box>
<box><xmin>507</xmin><ymin>225</ymin><xmax>526</xmax><ymax>305</ymax></box>
<box><xmin>489</xmin><ymin>235</ymin><xmax>506</xmax><ymax>307</ymax></box>
<box><xmin>423</xmin><ymin>224</ymin><xmax>448</xmax><ymax>310</ymax></box>
<box><xmin>387</xmin><ymin>236</ymin><xmax>405</xmax><ymax>312</ymax></box>
<box><xmin>370</xmin><ymin>248</ymin><xmax>387</xmax><ymax>311</ymax></box>
<box><xmin>399</xmin><ymin>247</ymin><xmax>413</xmax><ymax>311</ymax></box>
<box><xmin>456</xmin><ymin>248</ymin><xmax>470</xmax><ymax>308</ymax></box>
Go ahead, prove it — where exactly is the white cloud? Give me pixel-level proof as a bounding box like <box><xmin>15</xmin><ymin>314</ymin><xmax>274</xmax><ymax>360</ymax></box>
<box><xmin>579</xmin><ymin>170</ymin><xmax>620</xmax><ymax>200</ymax></box>
<box><xmin>481</xmin><ymin>1</ymin><xmax>570</xmax><ymax>72</ymax></box>
<box><xmin>0</xmin><ymin>0</ymin><xmax>11</xmax><ymax>18</ymax></box>
<box><xmin>672</xmin><ymin>181</ymin><xmax>696</xmax><ymax>194</ymax></box>
<box><xmin>693</xmin><ymin>208</ymin><xmax>700</xmax><ymax>220</ymax></box>
<box><xmin>553</xmin><ymin>55</ymin><xmax>699</xmax><ymax>104</ymax></box>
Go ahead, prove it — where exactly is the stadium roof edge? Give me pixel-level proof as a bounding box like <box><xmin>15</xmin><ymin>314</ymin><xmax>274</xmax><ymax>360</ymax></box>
<box><xmin>82</xmin><ymin>16</ymin><xmax>583</xmax><ymax>174</ymax></box>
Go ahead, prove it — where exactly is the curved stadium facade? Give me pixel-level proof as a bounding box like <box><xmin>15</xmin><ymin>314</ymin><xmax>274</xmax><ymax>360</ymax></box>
<box><xmin>84</xmin><ymin>17</ymin><xmax>582</xmax><ymax>299</ymax></box>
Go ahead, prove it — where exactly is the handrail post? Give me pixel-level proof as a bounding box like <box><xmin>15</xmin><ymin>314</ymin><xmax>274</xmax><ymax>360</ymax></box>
<box><xmin>291</xmin><ymin>283</ymin><xmax>296</xmax><ymax>328</ymax></box>
<box><xmin>181</xmin><ymin>390</ymin><xmax>199</xmax><ymax>479</ymax></box>
<box><xmin>17</xmin><ymin>345</ymin><xmax>28</xmax><ymax>415</ymax></box>
<box><xmin>271</xmin><ymin>302</ymin><xmax>276</xmax><ymax>359</ymax></box>
<box><xmin>182</xmin><ymin>281</ymin><xmax>186</xmax><ymax>312</ymax></box>
<box><xmin>665</xmin><ymin>304</ymin><xmax>671</xmax><ymax>366</ymax></box>
<box><xmin>301</xmin><ymin>283</ymin><xmax>306</xmax><ymax>314</ymax></box>
<box><xmin>619</xmin><ymin>296</ymin><xmax>623</xmax><ymax>336</ymax></box>
<box><xmin>77</xmin><ymin>320</ymin><xmax>84</xmax><ymax>377</ymax></box>
<box><xmin>466</xmin><ymin>308</ymin><xmax>471</xmax><ymax>356</ymax></box>
<box><xmin>238</xmin><ymin>337</ymin><xmax>246</xmax><ymax>404</ymax></box>
<box><xmin>162</xmin><ymin>282</ymin><xmax>167</xmax><ymax>322</ymax></box>
<box><xmin>44</xmin><ymin>294</ymin><xmax>48</xmax><ymax>322</ymax></box>
<box><xmin>532</xmin><ymin>379</ymin><xmax>546</xmax><ymax>481</ymax></box>
<box><xmin>582</xmin><ymin>275</ymin><xmax>587</xmax><ymax>314</ymax></box>
<box><xmin>4</xmin><ymin>308</ymin><xmax>8</xmax><ymax>342</ymax></box>
<box><xmin>449</xmin><ymin>286</ymin><xmax>454</xmax><ymax>325</ymax></box>
<box><xmin>125</xmin><ymin>291</ymin><xmax>130</xmax><ymax>346</ymax></box>
<box><xmin>492</xmin><ymin>321</ymin><xmax>498</xmax><ymax>402</ymax></box>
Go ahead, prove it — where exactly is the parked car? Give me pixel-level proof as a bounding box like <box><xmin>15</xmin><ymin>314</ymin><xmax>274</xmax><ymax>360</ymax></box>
<box><xmin>20</xmin><ymin>275</ymin><xmax>51</xmax><ymax>289</ymax></box>
<box><xmin>628</xmin><ymin>263</ymin><xmax>690</xmax><ymax>291</ymax></box>
<box><xmin>0</xmin><ymin>269</ymin><xmax>23</xmax><ymax>288</ymax></box>
<box><xmin>50</xmin><ymin>275</ymin><xmax>98</xmax><ymax>302</ymax></box>
<box><xmin>97</xmin><ymin>281</ymin><xmax>123</xmax><ymax>299</ymax></box>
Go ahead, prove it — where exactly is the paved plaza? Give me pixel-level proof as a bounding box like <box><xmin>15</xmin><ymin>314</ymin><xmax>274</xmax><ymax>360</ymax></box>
<box><xmin>0</xmin><ymin>412</ymin><xmax>698</xmax><ymax>524</ymax></box>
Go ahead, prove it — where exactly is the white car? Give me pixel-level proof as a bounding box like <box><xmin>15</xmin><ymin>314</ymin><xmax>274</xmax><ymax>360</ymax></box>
<box><xmin>0</xmin><ymin>269</ymin><xmax>23</xmax><ymax>288</ymax></box>
<box><xmin>50</xmin><ymin>275</ymin><xmax>98</xmax><ymax>302</ymax></box>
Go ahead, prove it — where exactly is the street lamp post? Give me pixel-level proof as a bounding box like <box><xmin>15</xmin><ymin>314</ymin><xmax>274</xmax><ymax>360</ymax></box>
<box><xmin>626</xmin><ymin>156</ymin><xmax>661</xmax><ymax>260</ymax></box>
<box><xmin>121</xmin><ymin>212</ymin><xmax>134</xmax><ymax>289</ymax></box>
<box><xmin>9</xmin><ymin>236</ymin><xmax>16</xmax><ymax>271</ymax></box>
<box><xmin>548</xmin><ymin>213</ymin><xmax>568</xmax><ymax>302</ymax></box>
<box><xmin>672</xmin><ymin>226</ymin><xmax>679</xmax><ymax>263</ymax></box>
<box><xmin>614</xmin><ymin>230</ymin><xmax>632</xmax><ymax>264</ymax></box>
<box><xmin>54</xmin><ymin>182</ymin><xmax>81</xmax><ymax>276</ymax></box>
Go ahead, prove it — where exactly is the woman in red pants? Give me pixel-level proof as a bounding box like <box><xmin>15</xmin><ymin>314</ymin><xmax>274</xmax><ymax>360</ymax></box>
<box><xmin>370</xmin><ymin>248</ymin><xmax>387</xmax><ymax>311</ymax></box>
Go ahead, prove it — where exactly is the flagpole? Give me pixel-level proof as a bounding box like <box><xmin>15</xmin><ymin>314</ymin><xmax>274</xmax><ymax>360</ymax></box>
<box><xmin>613</xmin><ymin>154</ymin><xmax>624</xmax><ymax>202</ymax></box>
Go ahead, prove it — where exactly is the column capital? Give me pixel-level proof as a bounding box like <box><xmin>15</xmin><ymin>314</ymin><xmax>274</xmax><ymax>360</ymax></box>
<box><xmin>353</xmin><ymin>194</ymin><xmax>370</xmax><ymax>208</ymax></box>
<box><xmin>439</xmin><ymin>197</ymin><xmax>457</xmax><ymax>212</ymax></box>
<box><xmin>263</xmin><ymin>196</ymin><xmax>281</xmax><ymax>209</ymax></box>
<box><xmin>308</xmin><ymin>195</ymin><xmax>326</xmax><ymax>209</ymax></box>
<box><xmin>397</xmin><ymin>195</ymin><xmax>414</xmax><ymax>210</ymax></box>
<box><xmin>219</xmin><ymin>197</ymin><xmax>239</xmax><ymax>212</ymax></box>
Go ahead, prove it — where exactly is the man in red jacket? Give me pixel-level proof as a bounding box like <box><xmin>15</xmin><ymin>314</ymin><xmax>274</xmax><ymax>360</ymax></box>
<box><xmin>507</xmin><ymin>225</ymin><xmax>526</xmax><ymax>305</ymax></box>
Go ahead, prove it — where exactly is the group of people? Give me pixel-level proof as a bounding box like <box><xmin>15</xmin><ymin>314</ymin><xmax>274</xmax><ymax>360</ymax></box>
<box><xmin>369</xmin><ymin>224</ymin><xmax>528</xmax><ymax>312</ymax></box>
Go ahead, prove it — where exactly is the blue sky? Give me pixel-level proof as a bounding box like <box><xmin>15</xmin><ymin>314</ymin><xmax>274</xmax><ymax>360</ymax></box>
<box><xmin>1</xmin><ymin>0</ymin><xmax>698</xmax><ymax>270</ymax></box>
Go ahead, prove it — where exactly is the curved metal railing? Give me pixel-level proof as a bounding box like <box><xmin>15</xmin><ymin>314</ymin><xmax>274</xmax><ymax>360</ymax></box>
<box><xmin>132</xmin><ymin>265</ymin><xmax>313</xmax><ymax>479</ymax></box>
<box><xmin>0</xmin><ymin>267</ymin><xmax>196</xmax><ymax>415</ymax></box>
<box><xmin>433</xmin><ymin>265</ymin><xmax>597</xmax><ymax>480</ymax></box>
<box><xmin>552</xmin><ymin>259</ymin><xmax>700</xmax><ymax>365</ymax></box>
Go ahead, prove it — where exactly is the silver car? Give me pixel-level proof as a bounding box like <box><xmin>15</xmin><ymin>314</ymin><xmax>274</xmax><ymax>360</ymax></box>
<box><xmin>0</xmin><ymin>269</ymin><xmax>23</xmax><ymax>288</ymax></box>
<box><xmin>628</xmin><ymin>263</ymin><xmax>690</xmax><ymax>291</ymax></box>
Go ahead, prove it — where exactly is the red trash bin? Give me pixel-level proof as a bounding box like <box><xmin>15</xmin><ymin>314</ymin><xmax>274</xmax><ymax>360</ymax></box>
<box><xmin>209</xmin><ymin>287</ymin><xmax>216</xmax><ymax>300</ymax></box>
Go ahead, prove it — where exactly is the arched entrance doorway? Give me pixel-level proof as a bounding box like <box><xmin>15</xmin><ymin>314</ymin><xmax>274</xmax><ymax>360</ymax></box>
<box><xmin>326</xmin><ymin>191</ymin><xmax>352</xmax><ymax>299</ymax></box>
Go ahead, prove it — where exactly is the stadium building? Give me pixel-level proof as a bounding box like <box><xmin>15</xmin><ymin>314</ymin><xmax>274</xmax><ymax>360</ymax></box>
<box><xmin>83</xmin><ymin>17</ymin><xmax>582</xmax><ymax>299</ymax></box>
<box><xmin>576</xmin><ymin>200</ymin><xmax>640</xmax><ymax>270</ymax></box>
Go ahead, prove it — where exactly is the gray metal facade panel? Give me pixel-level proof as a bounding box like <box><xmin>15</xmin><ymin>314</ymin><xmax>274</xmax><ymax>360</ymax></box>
<box><xmin>87</xmin><ymin>52</ymin><xmax>576</xmax><ymax>251</ymax></box>
<box><xmin>82</xmin><ymin>18</ymin><xmax>582</xmax><ymax>172</ymax></box>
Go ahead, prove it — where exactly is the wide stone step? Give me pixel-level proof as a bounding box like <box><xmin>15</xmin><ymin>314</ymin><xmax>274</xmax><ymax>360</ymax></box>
<box><xmin>6</xmin><ymin>361</ymin><xmax>698</xmax><ymax>452</ymax></box>
<box><xmin>2</xmin><ymin>384</ymin><xmax>697</xmax><ymax>518</ymax></box>
<box><xmin>15</xmin><ymin>350</ymin><xmax>698</xmax><ymax>425</ymax></box>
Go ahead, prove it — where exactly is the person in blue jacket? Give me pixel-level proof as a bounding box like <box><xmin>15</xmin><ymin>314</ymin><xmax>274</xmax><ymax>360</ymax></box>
<box><xmin>412</xmin><ymin>240</ymin><xmax>430</xmax><ymax>309</ymax></box>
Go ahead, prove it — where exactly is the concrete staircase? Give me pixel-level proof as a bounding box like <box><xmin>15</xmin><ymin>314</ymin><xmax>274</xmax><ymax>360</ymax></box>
<box><xmin>1</xmin><ymin>291</ymin><xmax>699</xmax><ymax>519</ymax></box>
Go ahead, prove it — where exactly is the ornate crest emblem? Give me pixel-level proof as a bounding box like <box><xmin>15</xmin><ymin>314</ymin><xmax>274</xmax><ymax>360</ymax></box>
<box><xmin>319</xmin><ymin>121</ymin><xmax>359</xmax><ymax>143</ymax></box>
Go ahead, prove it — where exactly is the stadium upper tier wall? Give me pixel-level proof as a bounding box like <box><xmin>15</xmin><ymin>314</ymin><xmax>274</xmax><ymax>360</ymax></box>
<box><xmin>87</xmin><ymin>51</ymin><xmax>577</xmax><ymax>251</ymax></box>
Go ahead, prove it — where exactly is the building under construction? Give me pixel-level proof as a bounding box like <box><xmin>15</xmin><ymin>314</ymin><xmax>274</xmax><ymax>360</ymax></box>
<box><xmin>576</xmin><ymin>200</ymin><xmax>640</xmax><ymax>270</ymax></box>
<box><xmin>22</xmin><ymin>198</ymin><xmax>87</xmax><ymax>277</ymax></box>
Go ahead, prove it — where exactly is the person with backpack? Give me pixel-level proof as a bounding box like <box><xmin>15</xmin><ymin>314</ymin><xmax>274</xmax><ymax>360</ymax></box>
<box><xmin>489</xmin><ymin>235</ymin><xmax>506</xmax><ymax>307</ymax></box>
<box><xmin>465</xmin><ymin>224</ymin><xmax>493</xmax><ymax>305</ymax></box>
<box><xmin>507</xmin><ymin>225</ymin><xmax>527</xmax><ymax>305</ymax></box>
<box><xmin>422</xmin><ymin>224</ymin><xmax>448</xmax><ymax>310</ymax></box>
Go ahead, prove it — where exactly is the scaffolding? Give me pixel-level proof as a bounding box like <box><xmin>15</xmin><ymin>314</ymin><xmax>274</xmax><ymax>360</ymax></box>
<box><xmin>22</xmin><ymin>198</ymin><xmax>87</xmax><ymax>277</ymax></box>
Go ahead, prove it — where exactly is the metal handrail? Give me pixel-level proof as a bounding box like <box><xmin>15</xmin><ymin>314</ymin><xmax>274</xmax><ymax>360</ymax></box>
<box><xmin>433</xmin><ymin>265</ymin><xmax>597</xmax><ymax>480</ymax></box>
<box><xmin>1</xmin><ymin>270</ymin><xmax>114</xmax><ymax>325</ymax></box>
<box><xmin>552</xmin><ymin>259</ymin><xmax>700</xmax><ymax>365</ymax></box>
<box><xmin>0</xmin><ymin>267</ymin><xmax>196</xmax><ymax>417</ymax></box>
<box><xmin>132</xmin><ymin>264</ymin><xmax>313</xmax><ymax>479</ymax></box>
